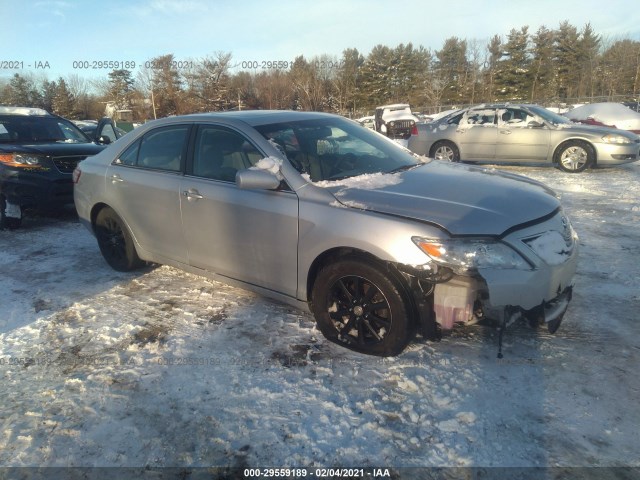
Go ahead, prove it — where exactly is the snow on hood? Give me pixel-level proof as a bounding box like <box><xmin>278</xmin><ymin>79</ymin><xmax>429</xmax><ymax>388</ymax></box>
<box><xmin>566</xmin><ymin>103</ymin><xmax>640</xmax><ymax>131</ymax></box>
<box><xmin>313</xmin><ymin>172</ymin><xmax>403</xmax><ymax>190</ymax></box>
<box><xmin>322</xmin><ymin>162</ymin><xmax>560</xmax><ymax>236</ymax></box>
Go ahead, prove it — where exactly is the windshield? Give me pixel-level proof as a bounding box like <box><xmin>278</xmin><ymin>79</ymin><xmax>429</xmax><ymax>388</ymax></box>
<box><xmin>0</xmin><ymin>116</ymin><xmax>91</xmax><ymax>144</ymax></box>
<box><xmin>527</xmin><ymin>105</ymin><xmax>573</xmax><ymax>126</ymax></box>
<box><xmin>255</xmin><ymin>117</ymin><xmax>423</xmax><ymax>182</ymax></box>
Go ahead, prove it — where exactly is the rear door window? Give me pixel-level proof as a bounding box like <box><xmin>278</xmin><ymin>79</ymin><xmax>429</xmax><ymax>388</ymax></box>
<box><xmin>113</xmin><ymin>125</ymin><xmax>190</xmax><ymax>171</ymax></box>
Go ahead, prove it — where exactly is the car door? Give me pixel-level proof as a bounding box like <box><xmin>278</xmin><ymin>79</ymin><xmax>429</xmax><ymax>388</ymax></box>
<box><xmin>180</xmin><ymin>124</ymin><xmax>299</xmax><ymax>297</ymax></box>
<box><xmin>106</xmin><ymin>124</ymin><xmax>190</xmax><ymax>263</ymax></box>
<box><xmin>95</xmin><ymin>117</ymin><xmax>122</xmax><ymax>144</ymax></box>
<box><xmin>495</xmin><ymin>107</ymin><xmax>550</xmax><ymax>161</ymax></box>
<box><xmin>455</xmin><ymin>108</ymin><xmax>497</xmax><ymax>160</ymax></box>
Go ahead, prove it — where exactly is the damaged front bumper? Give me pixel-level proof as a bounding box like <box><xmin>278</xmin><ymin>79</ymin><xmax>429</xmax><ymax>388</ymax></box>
<box><xmin>399</xmin><ymin>210</ymin><xmax>579</xmax><ymax>339</ymax></box>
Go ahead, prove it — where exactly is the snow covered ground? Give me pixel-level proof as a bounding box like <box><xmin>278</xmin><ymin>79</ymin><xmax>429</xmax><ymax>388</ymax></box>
<box><xmin>1</xmin><ymin>162</ymin><xmax>639</xmax><ymax>475</ymax></box>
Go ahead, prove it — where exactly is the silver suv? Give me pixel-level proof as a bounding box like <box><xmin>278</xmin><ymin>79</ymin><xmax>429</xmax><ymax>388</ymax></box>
<box><xmin>74</xmin><ymin>111</ymin><xmax>578</xmax><ymax>356</ymax></box>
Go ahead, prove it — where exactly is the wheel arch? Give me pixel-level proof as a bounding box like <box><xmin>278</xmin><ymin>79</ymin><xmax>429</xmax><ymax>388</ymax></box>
<box><xmin>306</xmin><ymin>247</ymin><xmax>416</xmax><ymax>314</ymax></box>
<box><xmin>90</xmin><ymin>202</ymin><xmax>111</xmax><ymax>231</ymax></box>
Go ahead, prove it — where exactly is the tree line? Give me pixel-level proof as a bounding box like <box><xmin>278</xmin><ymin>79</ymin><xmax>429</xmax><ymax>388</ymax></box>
<box><xmin>1</xmin><ymin>21</ymin><xmax>639</xmax><ymax>121</ymax></box>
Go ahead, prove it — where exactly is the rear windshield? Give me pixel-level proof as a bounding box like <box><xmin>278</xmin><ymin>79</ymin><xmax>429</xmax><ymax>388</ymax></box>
<box><xmin>0</xmin><ymin>116</ymin><xmax>91</xmax><ymax>144</ymax></box>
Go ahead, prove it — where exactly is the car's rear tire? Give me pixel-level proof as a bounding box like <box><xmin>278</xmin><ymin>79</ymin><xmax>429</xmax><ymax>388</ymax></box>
<box><xmin>430</xmin><ymin>141</ymin><xmax>460</xmax><ymax>162</ymax></box>
<box><xmin>311</xmin><ymin>258</ymin><xmax>414</xmax><ymax>356</ymax></box>
<box><xmin>0</xmin><ymin>195</ymin><xmax>22</xmax><ymax>230</ymax></box>
<box><xmin>555</xmin><ymin>140</ymin><xmax>594</xmax><ymax>173</ymax></box>
<box><xmin>95</xmin><ymin>207</ymin><xmax>143</xmax><ymax>272</ymax></box>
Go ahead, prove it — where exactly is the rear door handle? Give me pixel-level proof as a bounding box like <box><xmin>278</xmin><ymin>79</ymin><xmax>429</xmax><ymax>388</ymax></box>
<box><xmin>500</xmin><ymin>130</ymin><xmax>512</xmax><ymax>135</ymax></box>
<box><xmin>183</xmin><ymin>189</ymin><xmax>203</xmax><ymax>200</ymax></box>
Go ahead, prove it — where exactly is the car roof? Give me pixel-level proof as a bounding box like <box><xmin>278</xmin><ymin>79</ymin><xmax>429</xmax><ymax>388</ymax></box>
<box><xmin>377</xmin><ymin>104</ymin><xmax>410</xmax><ymax>110</ymax></box>
<box><xmin>175</xmin><ymin>110</ymin><xmax>337</xmax><ymax>127</ymax></box>
<box><xmin>0</xmin><ymin>106</ymin><xmax>52</xmax><ymax>116</ymax></box>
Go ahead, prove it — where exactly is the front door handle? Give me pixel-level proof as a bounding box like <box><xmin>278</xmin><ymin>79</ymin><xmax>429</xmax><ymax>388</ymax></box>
<box><xmin>183</xmin><ymin>189</ymin><xmax>203</xmax><ymax>200</ymax></box>
<box><xmin>499</xmin><ymin>130</ymin><xmax>512</xmax><ymax>135</ymax></box>
<box><xmin>111</xmin><ymin>174</ymin><xmax>124</xmax><ymax>183</ymax></box>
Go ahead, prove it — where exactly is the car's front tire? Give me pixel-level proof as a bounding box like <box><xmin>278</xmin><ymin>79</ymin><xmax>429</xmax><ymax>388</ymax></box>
<box><xmin>555</xmin><ymin>140</ymin><xmax>594</xmax><ymax>173</ymax></box>
<box><xmin>311</xmin><ymin>258</ymin><xmax>414</xmax><ymax>356</ymax></box>
<box><xmin>430</xmin><ymin>141</ymin><xmax>460</xmax><ymax>162</ymax></box>
<box><xmin>94</xmin><ymin>207</ymin><xmax>143</xmax><ymax>272</ymax></box>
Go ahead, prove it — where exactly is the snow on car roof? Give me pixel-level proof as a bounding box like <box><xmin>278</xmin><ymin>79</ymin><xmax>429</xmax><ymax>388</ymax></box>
<box><xmin>378</xmin><ymin>104</ymin><xmax>411</xmax><ymax>110</ymax></box>
<box><xmin>0</xmin><ymin>106</ymin><xmax>50</xmax><ymax>116</ymax></box>
<box><xmin>565</xmin><ymin>103</ymin><xmax>640</xmax><ymax>131</ymax></box>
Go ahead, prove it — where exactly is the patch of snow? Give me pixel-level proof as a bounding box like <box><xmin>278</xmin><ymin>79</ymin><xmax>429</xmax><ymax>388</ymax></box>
<box><xmin>0</xmin><ymin>163</ymin><xmax>639</xmax><ymax>469</ymax></box>
<box><xmin>250</xmin><ymin>156</ymin><xmax>283</xmax><ymax>179</ymax></box>
<box><xmin>313</xmin><ymin>172</ymin><xmax>403</xmax><ymax>189</ymax></box>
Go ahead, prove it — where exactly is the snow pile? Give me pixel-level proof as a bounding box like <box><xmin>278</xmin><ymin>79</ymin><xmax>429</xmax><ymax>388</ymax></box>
<box><xmin>313</xmin><ymin>172</ymin><xmax>403</xmax><ymax>189</ymax></box>
<box><xmin>565</xmin><ymin>103</ymin><xmax>640</xmax><ymax>132</ymax></box>
<box><xmin>250</xmin><ymin>156</ymin><xmax>283</xmax><ymax>179</ymax></box>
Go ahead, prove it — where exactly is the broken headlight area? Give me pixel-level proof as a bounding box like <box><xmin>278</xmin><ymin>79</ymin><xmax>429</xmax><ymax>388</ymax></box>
<box><xmin>411</xmin><ymin>236</ymin><xmax>533</xmax><ymax>274</ymax></box>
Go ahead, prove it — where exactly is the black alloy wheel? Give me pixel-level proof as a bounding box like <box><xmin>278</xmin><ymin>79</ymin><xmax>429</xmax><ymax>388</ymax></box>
<box><xmin>95</xmin><ymin>207</ymin><xmax>143</xmax><ymax>272</ymax></box>
<box><xmin>312</xmin><ymin>259</ymin><xmax>413</xmax><ymax>356</ymax></box>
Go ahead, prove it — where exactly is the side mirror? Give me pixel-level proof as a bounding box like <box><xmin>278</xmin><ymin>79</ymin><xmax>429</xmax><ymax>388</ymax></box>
<box><xmin>528</xmin><ymin>120</ymin><xmax>544</xmax><ymax>128</ymax></box>
<box><xmin>97</xmin><ymin>135</ymin><xmax>112</xmax><ymax>145</ymax></box>
<box><xmin>235</xmin><ymin>169</ymin><xmax>281</xmax><ymax>190</ymax></box>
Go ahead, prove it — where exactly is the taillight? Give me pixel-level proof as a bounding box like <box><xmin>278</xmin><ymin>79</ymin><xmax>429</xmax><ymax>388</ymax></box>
<box><xmin>411</xmin><ymin>123</ymin><xmax>418</xmax><ymax>136</ymax></box>
<box><xmin>72</xmin><ymin>167</ymin><xmax>81</xmax><ymax>184</ymax></box>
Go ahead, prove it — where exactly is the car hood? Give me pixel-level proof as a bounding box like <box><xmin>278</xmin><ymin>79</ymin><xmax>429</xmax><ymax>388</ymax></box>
<box><xmin>325</xmin><ymin>162</ymin><xmax>561</xmax><ymax>236</ymax></box>
<box><xmin>0</xmin><ymin>142</ymin><xmax>105</xmax><ymax>156</ymax></box>
<box><xmin>554</xmin><ymin>122</ymin><xmax>639</xmax><ymax>139</ymax></box>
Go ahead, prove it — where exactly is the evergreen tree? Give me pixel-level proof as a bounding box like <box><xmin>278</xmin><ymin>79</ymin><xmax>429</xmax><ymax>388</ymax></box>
<box><xmin>484</xmin><ymin>35</ymin><xmax>503</xmax><ymax>102</ymax></box>
<box><xmin>41</xmin><ymin>80</ymin><xmax>57</xmax><ymax>112</ymax></box>
<box><xmin>357</xmin><ymin>45</ymin><xmax>394</xmax><ymax>107</ymax></box>
<box><xmin>577</xmin><ymin>23</ymin><xmax>601</xmax><ymax>97</ymax></box>
<box><xmin>494</xmin><ymin>27</ymin><xmax>531</xmax><ymax>101</ymax></box>
<box><xmin>108</xmin><ymin>69</ymin><xmax>135</xmax><ymax>110</ymax></box>
<box><xmin>598</xmin><ymin>39</ymin><xmax>640</xmax><ymax>97</ymax></box>
<box><xmin>52</xmin><ymin>77</ymin><xmax>76</xmax><ymax>118</ymax></box>
<box><xmin>5</xmin><ymin>74</ymin><xmax>42</xmax><ymax>107</ymax></box>
<box><xmin>530</xmin><ymin>26</ymin><xmax>555</xmax><ymax>101</ymax></box>
<box><xmin>554</xmin><ymin>21</ymin><xmax>580</xmax><ymax>99</ymax></box>
<box><xmin>434</xmin><ymin>37</ymin><xmax>469</xmax><ymax>104</ymax></box>
<box><xmin>334</xmin><ymin>48</ymin><xmax>364</xmax><ymax>114</ymax></box>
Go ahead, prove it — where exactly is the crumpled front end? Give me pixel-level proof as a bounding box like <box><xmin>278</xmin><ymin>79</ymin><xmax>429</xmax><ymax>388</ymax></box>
<box><xmin>401</xmin><ymin>210</ymin><xmax>578</xmax><ymax>335</ymax></box>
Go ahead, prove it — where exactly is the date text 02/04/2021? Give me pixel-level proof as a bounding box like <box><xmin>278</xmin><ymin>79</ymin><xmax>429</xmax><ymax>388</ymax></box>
<box><xmin>243</xmin><ymin>468</ymin><xmax>391</xmax><ymax>478</ymax></box>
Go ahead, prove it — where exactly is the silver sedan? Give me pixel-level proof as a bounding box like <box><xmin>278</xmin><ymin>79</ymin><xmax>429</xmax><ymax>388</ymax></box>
<box><xmin>74</xmin><ymin>111</ymin><xmax>578</xmax><ymax>356</ymax></box>
<box><xmin>408</xmin><ymin>104</ymin><xmax>640</xmax><ymax>173</ymax></box>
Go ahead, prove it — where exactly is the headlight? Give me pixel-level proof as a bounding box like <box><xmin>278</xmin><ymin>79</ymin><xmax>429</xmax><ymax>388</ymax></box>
<box><xmin>0</xmin><ymin>153</ymin><xmax>46</xmax><ymax>167</ymax></box>
<box><xmin>412</xmin><ymin>236</ymin><xmax>532</xmax><ymax>274</ymax></box>
<box><xmin>601</xmin><ymin>133</ymin><xmax>632</xmax><ymax>144</ymax></box>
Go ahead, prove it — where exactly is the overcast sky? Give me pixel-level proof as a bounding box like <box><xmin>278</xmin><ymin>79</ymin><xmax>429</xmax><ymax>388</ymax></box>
<box><xmin>3</xmin><ymin>0</ymin><xmax>640</xmax><ymax>81</ymax></box>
